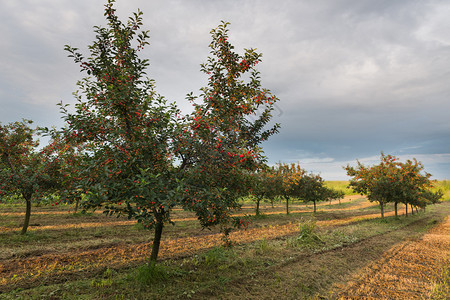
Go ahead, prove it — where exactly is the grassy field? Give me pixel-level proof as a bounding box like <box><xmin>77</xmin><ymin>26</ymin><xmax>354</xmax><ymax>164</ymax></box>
<box><xmin>324</xmin><ymin>181</ymin><xmax>356</xmax><ymax>195</ymax></box>
<box><xmin>433</xmin><ymin>179</ymin><xmax>450</xmax><ymax>201</ymax></box>
<box><xmin>0</xmin><ymin>193</ymin><xmax>449</xmax><ymax>299</ymax></box>
<box><xmin>325</xmin><ymin>179</ymin><xmax>450</xmax><ymax>200</ymax></box>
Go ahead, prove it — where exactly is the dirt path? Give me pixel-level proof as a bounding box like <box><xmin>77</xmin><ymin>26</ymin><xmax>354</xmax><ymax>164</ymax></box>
<box><xmin>336</xmin><ymin>216</ymin><xmax>450</xmax><ymax>299</ymax></box>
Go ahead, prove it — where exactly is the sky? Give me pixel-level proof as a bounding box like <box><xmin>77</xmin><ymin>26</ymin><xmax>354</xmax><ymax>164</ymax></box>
<box><xmin>1</xmin><ymin>0</ymin><xmax>449</xmax><ymax>180</ymax></box>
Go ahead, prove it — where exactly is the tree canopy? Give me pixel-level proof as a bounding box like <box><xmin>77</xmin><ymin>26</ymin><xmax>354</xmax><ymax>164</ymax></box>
<box><xmin>345</xmin><ymin>153</ymin><xmax>442</xmax><ymax>218</ymax></box>
<box><xmin>55</xmin><ymin>0</ymin><xmax>280</xmax><ymax>261</ymax></box>
<box><xmin>0</xmin><ymin>120</ymin><xmax>61</xmax><ymax>234</ymax></box>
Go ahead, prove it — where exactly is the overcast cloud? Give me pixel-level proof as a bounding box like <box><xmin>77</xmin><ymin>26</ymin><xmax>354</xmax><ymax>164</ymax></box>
<box><xmin>1</xmin><ymin>0</ymin><xmax>449</xmax><ymax>179</ymax></box>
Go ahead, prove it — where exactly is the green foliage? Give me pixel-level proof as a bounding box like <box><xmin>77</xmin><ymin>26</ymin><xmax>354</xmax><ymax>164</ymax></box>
<box><xmin>298</xmin><ymin>173</ymin><xmax>344</xmax><ymax>212</ymax></box>
<box><xmin>274</xmin><ymin>164</ymin><xmax>344</xmax><ymax>213</ymax></box>
<box><xmin>196</xmin><ymin>247</ymin><xmax>237</xmax><ymax>267</ymax></box>
<box><xmin>60</xmin><ymin>0</ymin><xmax>183</xmax><ymax>229</ymax></box>
<box><xmin>275</xmin><ymin>163</ymin><xmax>305</xmax><ymax>214</ymax></box>
<box><xmin>0</xmin><ymin>119</ymin><xmax>62</xmax><ymax>234</ymax></box>
<box><xmin>178</xmin><ymin>20</ymin><xmax>280</xmax><ymax>232</ymax></box>
<box><xmin>131</xmin><ymin>263</ymin><xmax>169</xmax><ymax>285</ymax></box>
<box><xmin>433</xmin><ymin>180</ymin><xmax>450</xmax><ymax>201</ymax></box>
<box><xmin>345</xmin><ymin>152</ymin><xmax>442</xmax><ymax>218</ymax></box>
<box><xmin>431</xmin><ymin>259</ymin><xmax>450</xmax><ymax>299</ymax></box>
<box><xmin>0</xmin><ymin>193</ymin><xmax>23</xmax><ymax>204</ymax></box>
<box><xmin>56</xmin><ymin>1</ymin><xmax>279</xmax><ymax>261</ymax></box>
<box><xmin>249</xmin><ymin>166</ymin><xmax>283</xmax><ymax>215</ymax></box>
<box><xmin>324</xmin><ymin>181</ymin><xmax>356</xmax><ymax>195</ymax></box>
<box><xmin>287</xmin><ymin>218</ymin><xmax>323</xmax><ymax>249</ymax></box>
<box><xmin>0</xmin><ymin>120</ymin><xmax>60</xmax><ymax>201</ymax></box>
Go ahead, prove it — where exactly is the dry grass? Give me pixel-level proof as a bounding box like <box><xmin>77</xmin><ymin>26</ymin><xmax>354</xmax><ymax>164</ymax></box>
<box><xmin>0</xmin><ymin>196</ymin><xmax>448</xmax><ymax>299</ymax></box>
<box><xmin>335</xmin><ymin>216</ymin><xmax>450</xmax><ymax>299</ymax></box>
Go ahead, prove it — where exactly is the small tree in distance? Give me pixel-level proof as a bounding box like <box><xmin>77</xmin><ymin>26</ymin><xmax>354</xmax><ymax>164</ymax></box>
<box><xmin>0</xmin><ymin>120</ymin><xmax>61</xmax><ymax>234</ymax></box>
<box><xmin>250</xmin><ymin>166</ymin><xmax>282</xmax><ymax>216</ymax></box>
<box><xmin>276</xmin><ymin>164</ymin><xmax>344</xmax><ymax>214</ymax></box>
<box><xmin>299</xmin><ymin>173</ymin><xmax>344</xmax><ymax>213</ymax></box>
<box><xmin>345</xmin><ymin>153</ymin><xmax>442</xmax><ymax>218</ymax></box>
<box><xmin>276</xmin><ymin>163</ymin><xmax>305</xmax><ymax>215</ymax></box>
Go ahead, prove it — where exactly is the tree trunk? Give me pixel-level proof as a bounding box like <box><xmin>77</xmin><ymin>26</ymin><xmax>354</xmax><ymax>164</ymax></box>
<box><xmin>285</xmin><ymin>196</ymin><xmax>289</xmax><ymax>215</ymax></box>
<box><xmin>394</xmin><ymin>201</ymin><xmax>398</xmax><ymax>217</ymax></box>
<box><xmin>74</xmin><ymin>198</ymin><xmax>80</xmax><ymax>213</ymax></box>
<box><xmin>255</xmin><ymin>197</ymin><xmax>261</xmax><ymax>216</ymax></box>
<box><xmin>405</xmin><ymin>203</ymin><xmax>408</xmax><ymax>216</ymax></box>
<box><xmin>415</xmin><ymin>206</ymin><xmax>418</xmax><ymax>214</ymax></box>
<box><xmin>411</xmin><ymin>204</ymin><xmax>414</xmax><ymax>215</ymax></box>
<box><xmin>21</xmin><ymin>197</ymin><xmax>32</xmax><ymax>235</ymax></box>
<box><xmin>380</xmin><ymin>201</ymin><xmax>384</xmax><ymax>218</ymax></box>
<box><xmin>313</xmin><ymin>200</ymin><xmax>317</xmax><ymax>213</ymax></box>
<box><xmin>150</xmin><ymin>219</ymin><xmax>164</xmax><ymax>262</ymax></box>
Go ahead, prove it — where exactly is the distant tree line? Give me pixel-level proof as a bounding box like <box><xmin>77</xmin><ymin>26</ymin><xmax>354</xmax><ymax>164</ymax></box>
<box><xmin>249</xmin><ymin>163</ymin><xmax>345</xmax><ymax>216</ymax></box>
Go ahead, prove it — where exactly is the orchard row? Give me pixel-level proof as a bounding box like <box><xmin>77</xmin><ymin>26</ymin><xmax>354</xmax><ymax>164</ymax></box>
<box><xmin>0</xmin><ymin>0</ymin><xmax>442</xmax><ymax>263</ymax></box>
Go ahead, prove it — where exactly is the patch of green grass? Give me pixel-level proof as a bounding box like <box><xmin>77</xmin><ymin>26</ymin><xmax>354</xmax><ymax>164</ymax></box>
<box><xmin>433</xmin><ymin>180</ymin><xmax>450</xmax><ymax>202</ymax></box>
<box><xmin>132</xmin><ymin>222</ymin><xmax>147</xmax><ymax>231</ymax></box>
<box><xmin>90</xmin><ymin>268</ymin><xmax>118</xmax><ymax>288</ymax></box>
<box><xmin>324</xmin><ymin>181</ymin><xmax>356</xmax><ymax>195</ymax></box>
<box><xmin>194</xmin><ymin>246</ymin><xmax>237</xmax><ymax>268</ymax></box>
<box><xmin>431</xmin><ymin>259</ymin><xmax>450</xmax><ymax>300</ymax></box>
<box><xmin>129</xmin><ymin>262</ymin><xmax>169</xmax><ymax>285</ymax></box>
<box><xmin>70</xmin><ymin>211</ymin><xmax>94</xmax><ymax>217</ymax></box>
<box><xmin>0</xmin><ymin>219</ymin><xmax>19</xmax><ymax>228</ymax></box>
<box><xmin>287</xmin><ymin>212</ymin><xmax>438</xmax><ymax>253</ymax></box>
<box><xmin>320</xmin><ymin>197</ymin><xmax>365</xmax><ymax>209</ymax></box>
<box><xmin>287</xmin><ymin>218</ymin><xmax>324</xmax><ymax>249</ymax></box>
<box><xmin>251</xmin><ymin>213</ymin><xmax>269</xmax><ymax>220</ymax></box>
<box><xmin>0</xmin><ymin>230</ymin><xmax>54</xmax><ymax>245</ymax></box>
<box><xmin>254</xmin><ymin>239</ymin><xmax>273</xmax><ymax>255</ymax></box>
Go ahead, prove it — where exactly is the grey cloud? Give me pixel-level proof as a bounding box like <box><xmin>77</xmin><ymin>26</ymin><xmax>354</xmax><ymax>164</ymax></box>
<box><xmin>1</xmin><ymin>0</ymin><xmax>449</xmax><ymax>179</ymax></box>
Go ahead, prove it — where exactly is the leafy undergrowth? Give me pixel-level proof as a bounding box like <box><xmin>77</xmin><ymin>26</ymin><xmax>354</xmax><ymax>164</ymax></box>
<box><xmin>1</xmin><ymin>201</ymin><xmax>448</xmax><ymax>299</ymax></box>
